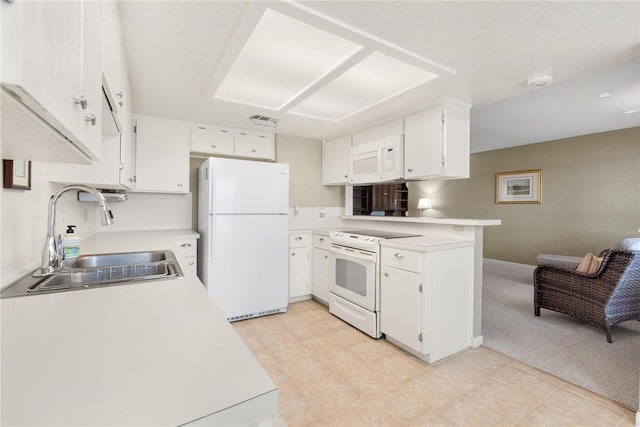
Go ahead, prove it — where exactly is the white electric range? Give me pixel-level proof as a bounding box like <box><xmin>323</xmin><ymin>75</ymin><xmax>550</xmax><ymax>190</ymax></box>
<box><xmin>328</xmin><ymin>229</ymin><xmax>420</xmax><ymax>337</ymax></box>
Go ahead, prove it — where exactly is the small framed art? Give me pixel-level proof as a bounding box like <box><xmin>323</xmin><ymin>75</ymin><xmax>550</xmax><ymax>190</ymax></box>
<box><xmin>3</xmin><ymin>160</ymin><xmax>32</xmax><ymax>190</ymax></box>
<box><xmin>495</xmin><ymin>169</ymin><xmax>541</xmax><ymax>204</ymax></box>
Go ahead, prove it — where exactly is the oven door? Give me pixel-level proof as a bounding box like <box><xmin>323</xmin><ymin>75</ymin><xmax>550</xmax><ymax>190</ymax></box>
<box><xmin>329</xmin><ymin>243</ymin><xmax>377</xmax><ymax>311</ymax></box>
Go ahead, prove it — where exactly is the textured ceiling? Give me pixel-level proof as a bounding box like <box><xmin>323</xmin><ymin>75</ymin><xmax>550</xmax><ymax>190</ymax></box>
<box><xmin>119</xmin><ymin>1</ymin><xmax>640</xmax><ymax>152</ymax></box>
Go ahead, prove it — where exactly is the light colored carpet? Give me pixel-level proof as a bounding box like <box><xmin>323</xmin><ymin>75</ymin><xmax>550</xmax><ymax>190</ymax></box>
<box><xmin>482</xmin><ymin>258</ymin><xmax>640</xmax><ymax>411</ymax></box>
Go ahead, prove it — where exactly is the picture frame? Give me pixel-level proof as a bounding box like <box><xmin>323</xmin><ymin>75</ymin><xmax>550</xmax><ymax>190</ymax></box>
<box><xmin>3</xmin><ymin>160</ymin><xmax>32</xmax><ymax>190</ymax></box>
<box><xmin>495</xmin><ymin>169</ymin><xmax>541</xmax><ymax>204</ymax></box>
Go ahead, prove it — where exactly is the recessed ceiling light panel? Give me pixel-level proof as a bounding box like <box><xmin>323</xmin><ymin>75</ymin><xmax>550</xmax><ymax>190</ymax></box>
<box><xmin>214</xmin><ymin>9</ymin><xmax>362</xmax><ymax>110</ymax></box>
<box><xmin>289</xmin><ymin>52</ymin><xmax>437</xmax><ymax>121</ymax></box>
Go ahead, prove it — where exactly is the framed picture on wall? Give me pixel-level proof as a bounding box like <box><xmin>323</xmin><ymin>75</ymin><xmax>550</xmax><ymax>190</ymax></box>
<box><xmin>496</xmin><ymin>169</ymin><xmax>541</xmax><ymax>204</ymax></box>
<box><xmin>3</xmin><ymin>159</ymin><xmax>32</xmax><ymax>190</ymax></box>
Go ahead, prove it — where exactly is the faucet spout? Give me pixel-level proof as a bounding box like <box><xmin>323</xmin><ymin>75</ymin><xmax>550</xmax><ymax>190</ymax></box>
<box><xmin>36</xmin><ymin>185</ymin><xmax>114</xmax><ymax>276</ymax></box>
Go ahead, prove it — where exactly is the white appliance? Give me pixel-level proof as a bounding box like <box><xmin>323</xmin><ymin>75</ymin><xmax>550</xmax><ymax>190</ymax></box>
<box><xmin>198</xmin><ymin>157</ymin><xmax>289</xmax><ymax>321</ymax></box>
<box><xmin>329</xmin><ymin>229</ymin><xmax>419</xmax><ymax>338</ymax></box>
<box><xmin>349</xmin><ymin>135</ymin><xmax>404</xmax><ymax>184</ymax></box>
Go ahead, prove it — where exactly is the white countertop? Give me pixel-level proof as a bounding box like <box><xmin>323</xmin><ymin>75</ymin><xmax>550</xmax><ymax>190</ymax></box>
<box><xmin>341</xmin><ymin>215</ymin><xmax>501</xmax><ymax>226</ymax></box>
<box><xmin>380</xmin><ymin>235</ymin><xmax>475</xmax><ymax>252</ymax></box>
<box><xmin>1</xmin><ymin>230</ymin><xmax>277</xmax><ymax>426</ymax></box>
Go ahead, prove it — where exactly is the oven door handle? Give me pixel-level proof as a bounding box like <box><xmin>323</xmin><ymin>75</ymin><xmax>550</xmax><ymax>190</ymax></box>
<box><xmin>330</xmin><ymin>246</ymin><xmax>376</xmax><ymax>262</ymax></box>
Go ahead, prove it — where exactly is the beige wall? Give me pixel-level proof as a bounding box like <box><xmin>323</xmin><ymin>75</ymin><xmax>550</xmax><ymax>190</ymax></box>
<box><xmin>275</xmin><ymin>133</ymin><xmax>343</xmax><ymax>208</ymax></box>
<box><xmin>408</xmin><ymin>127</ymin><xmax>640</xmax><ymax>265</ymax></box>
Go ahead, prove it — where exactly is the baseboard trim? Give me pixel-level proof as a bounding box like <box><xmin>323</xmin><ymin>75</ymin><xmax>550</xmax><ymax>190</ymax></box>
<box><xmin>635</xmin><ymin>409</ymin><xmax>639</xmax><ymax>427</ymax></box>
<box><xmin>471</xmin><ymin>335</ymin><xmax>483</xmax><ymax>348</ymax></box>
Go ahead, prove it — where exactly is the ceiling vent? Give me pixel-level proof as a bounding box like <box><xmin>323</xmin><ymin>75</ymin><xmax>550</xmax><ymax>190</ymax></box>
<box><xmin>250</xmin><ymin>115</ymin><xmax>279</xmax><ymax>128</ymax></box>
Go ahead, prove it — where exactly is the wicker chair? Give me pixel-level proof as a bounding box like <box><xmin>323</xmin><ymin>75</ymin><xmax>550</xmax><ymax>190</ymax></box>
<box><xmin>534</xmin><ymin>249</ymin><xmax>640</xmax><ymax>343</ymax></box>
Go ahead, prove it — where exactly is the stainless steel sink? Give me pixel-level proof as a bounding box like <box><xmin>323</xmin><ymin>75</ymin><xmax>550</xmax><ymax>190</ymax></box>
<box><xmin>67</xmin><ymin>251</ymin><xmax>167</xmax><ymax>268</ymax></box>
<box><xmin>1</xmin><ymin>250</ymin><xmax>184</xmax><ymax>298</ymax></box>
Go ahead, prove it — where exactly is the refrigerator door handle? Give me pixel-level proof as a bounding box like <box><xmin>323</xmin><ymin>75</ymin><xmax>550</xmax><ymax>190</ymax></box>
<box><xmin>209</xmin><ymin>214</ymin><xmax>215</xmax><ymax>265</ymax></box>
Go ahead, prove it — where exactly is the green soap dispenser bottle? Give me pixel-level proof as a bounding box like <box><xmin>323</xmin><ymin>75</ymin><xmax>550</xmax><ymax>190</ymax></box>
<box><xmin>62</xmin><ymin>225</ymin><xmax>80</xmax><ymax>260</ymax></box>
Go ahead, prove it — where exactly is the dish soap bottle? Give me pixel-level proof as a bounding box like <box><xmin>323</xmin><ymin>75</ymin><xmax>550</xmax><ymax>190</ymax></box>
<box><xmin>61</xmin><ymin>225</ymin><xmax>80</xmax><ymax>260</ymax></box>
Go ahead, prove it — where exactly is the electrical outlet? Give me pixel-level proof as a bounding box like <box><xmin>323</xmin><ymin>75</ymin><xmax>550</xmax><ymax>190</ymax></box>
<box><xmin>452</xmin><ymin>225</ymin><xmax>465</xmax><ymax>234</ymax></box>
<box><xmin>319</xmin><ymin>208</ymin><xmax>326</xmax><ymax>218</ymax></box>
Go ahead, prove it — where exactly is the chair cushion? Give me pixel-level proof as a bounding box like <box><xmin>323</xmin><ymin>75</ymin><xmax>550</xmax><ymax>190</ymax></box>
<box><xmin>575</xmin><ymin>252</ymin><xmax>604</xmax><ymax>274</ymax></box>
<box><xmin>614</xmin><ymin>238</ymin><xmax>640</xmax><ymax>251</ymax></box>
<box><xmin>536</xmin><ymin>253</ymin><xmax>583</xmax><ymax>269</ymax></box>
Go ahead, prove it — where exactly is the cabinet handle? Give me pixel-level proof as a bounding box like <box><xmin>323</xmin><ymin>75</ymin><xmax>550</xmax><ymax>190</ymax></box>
<box><xmin>180</xmin><ymin>243</ymin><xmax>192</xmax><ymax>247</ymax></box>
<box><xmin>384</xmin><ymin>272</ymin><xmax>389</xmax><ymax>277</ymax></box>
<box><xmin>344</xmin><ymin>174</ymin><xmax>348</xmax><ymax>178</ymax></box>
<box><xmin>319</xmin><ymin>237</ymin><xmax>324</xmax><ymax>242</ymax></box>
<box><xmin>117</xmin><ymin>91</ymin><xmax>124</xmax><ymax>98</ymax></box>
<box><xmin>407</xmin><ymin>168</ymin><xmax>413</xmax><ymax>173</ymax></box>
<box><xmin>295</xmin><ymin>236</ymin><xmax>302</xmax><ymax>241</ymax></box>
<box><xmin>324</xmin><ymin>255</ymin><xmax>328</xmax><ymax>259</ymax></box>
<box><xmin>251</xmin><ymin>149</ymin><xmax>256</xmax><ymax>153</ymax></box>
<box><xmin>119</xmin><ymin>100</ymin><xmax>123</xmax><ymax>107</ymax></box>
<box><xmin>85</xmin><ymin>114</ymin><xmax>97</xmax><ymax>126</ymax></box>
<box><xmin>188</xmin><ymin>261</ymin><xmax>195</xmax><ymax>266</ymax></box>
<box><xmin>178</xmin><ymin>183</ymin><xmax>183</xmax><ymax>187</ymax></box>
<box><xmin>394</xmin><ymin>253</ymin><xmax>404</xmax><ymax>259</ymax></box>
<box><xmin>291</xmin><ymin>252</ymin><xmax>296</xmax><ymax>256</ymax></box>
<box><xmin>74</xmin><ymin>95</ymin><xmax>88</xmax><ymax>110</ymax></box>
<box><xmin>210</xmin><ymin>144</ymin><xmax>216</xmax><ymax>149</ymax></box>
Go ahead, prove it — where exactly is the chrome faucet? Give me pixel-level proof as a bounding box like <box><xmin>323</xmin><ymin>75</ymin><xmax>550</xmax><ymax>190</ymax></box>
<box><xmin>36</xmin><ymin>185</ymin><xmax>114</xmax><ymax>276</ymax></box>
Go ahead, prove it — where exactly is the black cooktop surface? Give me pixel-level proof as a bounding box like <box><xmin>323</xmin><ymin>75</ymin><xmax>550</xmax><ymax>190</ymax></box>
<box><xmin>339</xmin><ymin>229</ymin><xmax>421</xmax><ymax>239</ymax></box>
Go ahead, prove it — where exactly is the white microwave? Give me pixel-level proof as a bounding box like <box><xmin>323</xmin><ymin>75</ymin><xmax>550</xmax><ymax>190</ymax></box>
<box><xmin>349</xmin><ymin>135</ymin><xmax>404</xmax><ymax>184</ymax></box>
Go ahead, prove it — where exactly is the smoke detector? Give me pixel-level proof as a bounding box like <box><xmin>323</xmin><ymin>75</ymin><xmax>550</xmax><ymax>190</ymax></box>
<box><xmin>249</xmin><ymin>115</ymin><xmax>279</xmax><ymax>128</ymax></box>
<box><xmin>526</xmin><ymin>74</ymin><xmax>553</xmax><ymax>88</ymax></box>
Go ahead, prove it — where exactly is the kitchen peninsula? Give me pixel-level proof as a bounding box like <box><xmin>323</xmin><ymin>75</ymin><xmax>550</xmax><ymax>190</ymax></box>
<box><xmin>341</xmin><ymin>215</ymin><xmax>501</xmax><ymax>346</ymax></box>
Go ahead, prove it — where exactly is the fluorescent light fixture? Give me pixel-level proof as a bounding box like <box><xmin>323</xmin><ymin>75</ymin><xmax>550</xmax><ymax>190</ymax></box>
<box><xmin>597</xmin><ymin>91</ymin><xmax>615</xmax><ymax>98</ymax></box>
<box><xmin>214</xmin><ymin>9</ymin><xmax>362</xmax><ymax>110</ymax></box>
<box><xmin>289</xmin><ymin>52</ymin><xmax>437</xmax><ymax>121</ymax></box>
<box><xmin>213</xmin><ymin>8</ymin><xmax>441</xmax><ymax>122</ymax></box>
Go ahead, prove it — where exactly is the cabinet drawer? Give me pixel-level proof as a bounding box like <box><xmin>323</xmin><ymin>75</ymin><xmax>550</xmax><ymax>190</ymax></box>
<box><xmin>313</xmin><ymin>234</ymin><xmax>330</xmax><ymax>250</ymax></box>
<box><xmin>190</xmin><ymin>126</ymin><xmax>234</xmax><ymax>156</ymax></box>
<box><xmin>290</xmin><ymin>233</ymin><xmax>311</xmax><ymax>248</ymax></box>
<box><xmin>381</xmin><ymin>247</ymin><xmax>421</xmax><ymax>273</ymax></box>
<box><xmin>175</xmin><ymin>238</ymin><xmax>197</xmax><ymax>257</ymax></box>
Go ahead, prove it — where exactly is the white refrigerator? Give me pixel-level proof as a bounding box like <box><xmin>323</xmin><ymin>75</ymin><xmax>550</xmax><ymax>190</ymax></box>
<box><xmin>198</xmin><ymin>157</ymin><xmax>289</xmax><ymax>321</ymax></box>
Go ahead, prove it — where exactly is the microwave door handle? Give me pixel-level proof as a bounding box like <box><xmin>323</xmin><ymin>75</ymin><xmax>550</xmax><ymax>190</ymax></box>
<box><xmin>377</xmin><ymin>145</ymin><xmax>384</xmax><ymax>179</ymax></box>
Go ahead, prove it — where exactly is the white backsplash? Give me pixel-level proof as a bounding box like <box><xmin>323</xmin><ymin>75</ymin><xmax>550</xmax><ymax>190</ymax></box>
<box><xmin>97</xmin><ymin>192</ymin><xmax>192</xmax><ymax>233</ymax></box>
<box><xmin>288</xmin><ymin>206</ymin><xmax>344</xmax><ymax>230</ymax></box>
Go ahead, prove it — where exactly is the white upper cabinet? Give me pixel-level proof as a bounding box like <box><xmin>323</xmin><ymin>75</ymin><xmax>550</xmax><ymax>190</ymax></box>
<box><xmin>134</xmin><ymin>116</ymin><xmax>190</xmax><ymax>193</ymax></box>
<box><xmin>1</xmin><ymin>0</ymin><xmax>103</xmax><ymax>163</ymax></box>
<box><xmin>191</xmin><ymin>125</ymin><xmax>235</xmax><ymax>156</ymax></box>
<box><xmin>404</xmin><ymin>100</ymin><xmax>471</xmax><ymax>180</ymax></box>
<box><xmin>234</xmin><ymin>132</ymin><xmax>275</xmax><ymax>160</ymax></box>
<box><xmin>102</xmin><ymin>1</ymin><xmax>125</xmax><ymax>129</ymax></box>
<box><xmin>322</xmin><ymin>134</ymin><xmax>351</xmax><ymax>185</ymax></box>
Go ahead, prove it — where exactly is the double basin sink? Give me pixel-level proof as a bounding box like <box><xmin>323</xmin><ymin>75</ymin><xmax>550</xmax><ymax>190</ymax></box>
<box><xmin>1</xmin><ymin>250</ymin><xmax>184</xmax><ymax>298</ymax></box>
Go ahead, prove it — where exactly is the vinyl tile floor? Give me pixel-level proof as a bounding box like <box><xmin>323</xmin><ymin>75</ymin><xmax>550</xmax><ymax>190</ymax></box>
<box><xmin>232</xmin><ymin>299</ymin><xmax>636</xmax><ymax>427</ymax></box>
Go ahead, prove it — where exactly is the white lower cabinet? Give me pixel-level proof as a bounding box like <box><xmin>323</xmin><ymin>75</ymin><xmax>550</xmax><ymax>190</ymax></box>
<box><xmin>311</xmin><ymin>234</ymin><xmax>331</xmax><ymax>305</ymax></box>
<box><xmin>380</xmin><ymin>239</ymin><xmax>474</xmax><ymax>363</ymax></box>
<box><xmin>380</xmin><ymin>266</ymin><xmax>421</xmax><ymax>352</ymax></box>
<box><xmin>289</xmin><ymin>233</ymin><xmax>311</xmax><ymax>302</ymax></box>
<box><xmin>174</xmin><ymin>236</ymin><xmax>198</xmax><ymax>277</ymax></box>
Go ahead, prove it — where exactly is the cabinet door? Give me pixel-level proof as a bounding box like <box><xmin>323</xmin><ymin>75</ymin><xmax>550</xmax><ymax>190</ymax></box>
<box><xmin>404</xmin><ymin>106</ymin><xmax>444</xmax><ymax>179</ymax></box>
<box><xmin>289</xmin><ymin>247</ymin><xmax>310</xmax><ymax>299</ymax></box>
<box><xmin>78</xmin><ymin>0</ymin><xmax>103</xmax><ymax>158</ymax></box>
<box><xmin>119</xmin><ymin>62</ymin><xmax>135</xmax><ymax>189</ymax></box>
<box><xmin>380</xmin><ymin>265</ymin><xmax>422</xmax><ymax>352</ymax></box>
<box><xmin>191</xmin><ymin>126</ymin><xmax>234</xmax><ymax>156</ymax></box>
<box><xmin>234</xmin><ymin>132</ymin><xmax>275</xmax><ymax>160</ymax></box>
<box><xmin>134</xmin><ymin>117</ymin><xmax>190</xmax><ymax>193</ymax></box>
<box><xmin>312</xmin><ymin>247</ymin><xmax>331</xmax><ymax>303</ymax></box>
<box><xmin>322</xmin><ymin>135</ymin><xmax>351</xmax><ymax>185</ymax></box>
<box><xmin>102</xmin><ymin>1</ymin><xmax>122</xmax><ymax>115</ymax></box>
<box><xmin>1</xmin><ymin>0</ymin><xmax>101</xmax><ymax>162</ymax></box>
